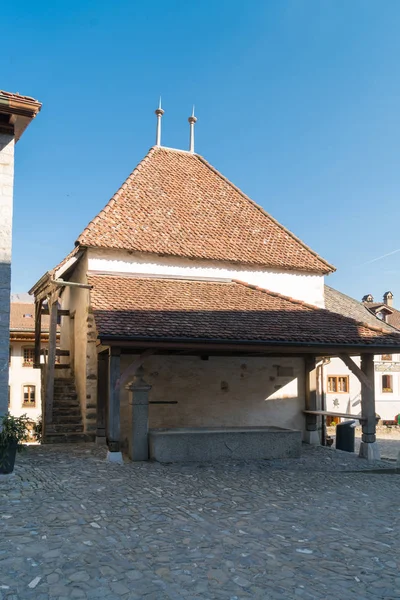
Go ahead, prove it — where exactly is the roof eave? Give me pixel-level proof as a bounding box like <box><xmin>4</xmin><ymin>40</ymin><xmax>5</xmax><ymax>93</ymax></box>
<box><xmin>98</xmin><ymin>334</ymin><xmax>400</xmax><ymax>355</ymax></box>
<box><xmin>0</xmin><ymin>92</ymin><xmax>42</xmax><ymax>142</ymax></box>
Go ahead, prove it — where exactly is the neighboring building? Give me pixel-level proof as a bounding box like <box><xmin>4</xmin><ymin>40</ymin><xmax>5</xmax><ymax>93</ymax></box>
<box><xmin>8</xmin><ymin>302</ymin><xmax>57</xmax><ymax>422</ymax></box>
<box><xmin>0</xmin><ymin>91</ymin><xmax>41</xmax><ymax>418</ymax></box>
<box><xmin>29</xmin><ymin>107</ymin><xmax>400</xmax><ymax>461</ymax></box>
<box><xmin>325</xmin><ymin>287</ymin><xmax>400</xmax><ymax>423</ymax></box>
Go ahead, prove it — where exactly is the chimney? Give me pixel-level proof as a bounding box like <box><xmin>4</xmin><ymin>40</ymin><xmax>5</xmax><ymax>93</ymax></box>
<box><xmin>362</xmin><ymin>294</ymin><xmax>374</xmax><ymax>303</ymax></box>
<box><xmin>383</xmin><ymin>291</ymin><xmax>394</xmax><ymax>307</ymax></box>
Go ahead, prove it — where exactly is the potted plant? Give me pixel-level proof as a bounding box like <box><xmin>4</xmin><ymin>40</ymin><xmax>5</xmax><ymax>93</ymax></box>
<box><xmin>0</xmin><ymin>413</ymin><xmax>30</xmax><ymax>474</ymax></box>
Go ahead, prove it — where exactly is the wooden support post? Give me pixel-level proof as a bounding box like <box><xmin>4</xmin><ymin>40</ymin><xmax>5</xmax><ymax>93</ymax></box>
<box><xmin>304</xmin><ymin>356</ymin><xmax>320</xmax><ymax>445</ymax></box>
<box><xmin>44</xmin><ymin>300</ymin><xmax>58</xmax><ymax>434</ymax></box>
<box><xmin>126</xmin><ymin>367</ymin><xmax>152</xmax><ymax>461</ymax></box>
<box><xmin>34</xmin><ymin>298</ymin><xmax>43</xmax><ymax>368</ymax></box>
<box><xmin>359</xmin><ymin>353</ymin><xmax>380</xmax><ymax>460</ymax></box>
<box><xmin>106</xmin><ymin>347</ymin><xmax>122</xmax><ymax>462</ymax></box>
<box><xmin>96</xmin><ymin>350</ymin><xmax>108</xmax><ymax>444</ymax></box>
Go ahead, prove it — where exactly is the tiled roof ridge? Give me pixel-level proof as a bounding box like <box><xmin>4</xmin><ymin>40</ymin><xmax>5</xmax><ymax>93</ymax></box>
<box><xmin>77</xmin><ymin>147</ymin><xmax>157</xmax><ymax>245</ymax></box>
<box><xmin>195</xmin><ymin>153</ymin><xmax>335</xmax><ymax>274</ymax></box>
<box><xmin>0</xmin><ymin>90</ymin><xmax>40</xmax><ymax>104</ymax></box>
<box><xmin>233</xmin><ymin>279</ymin><xmax>399</xmax><ymax>337</ymax></box>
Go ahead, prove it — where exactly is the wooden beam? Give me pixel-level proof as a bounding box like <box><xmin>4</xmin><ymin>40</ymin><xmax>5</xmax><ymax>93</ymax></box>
<box><xmin>117</xmin><ymin>349</ymin><xmax>155</xmax><ymax>390</ymax></box>
<box><xmin>304</xmin><ymin>356</ymin><xmax>320</xmax><ymax>444</ymax></box>
<box><xmin>339</xmin><ymin>354</ymin><xmax>374</xmax><ymax>391</ymax></box>
<box><xmin>97</xmin><ymin>351</ymin><xmax>108</xmax><ymax>440</ymax></box>
<box><xmin>360</xmin><ymin>354</ymin><xmax>376</xmax><ymax>440</ymax></box>
<box><xmin>44</xmin><ymin>300</ymin><xmax>58</xmax><ymax>434</ymax></box>
<box><xmin>41</xmin><ymin>308</ymin><xmax>70</xmax><ymax>316</ymax></box>
<box><xmin>34</xmin><ymin>298</ymin><xmax>43</xmax><ymax>368</ymax></box>
<box><xmin>104</xmin><ymin>339</ymin><xmax>400</xmax><ymax>355</ymax></box>
<box><xmin>107</xmin><ymin>347</ymin><xmax>121</xmax><ymax>451</ymax></box>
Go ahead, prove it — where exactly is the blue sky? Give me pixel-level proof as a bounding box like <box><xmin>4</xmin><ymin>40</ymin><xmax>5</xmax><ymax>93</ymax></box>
<box><xmin>2</xmin><ymin>0</ymin><xmax>400</xmax><ymax>306</ymax></box>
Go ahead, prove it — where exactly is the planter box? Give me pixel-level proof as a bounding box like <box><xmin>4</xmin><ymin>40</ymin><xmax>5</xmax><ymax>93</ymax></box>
<box><xmin>149</xmin><ymin>426</ymin><xmax>301</xmax><ymax>462</ymax></box>
<box><xmin>0</xmin><ymin>441</ymin><xmax>17</xmax><ymax>474</ymax></box>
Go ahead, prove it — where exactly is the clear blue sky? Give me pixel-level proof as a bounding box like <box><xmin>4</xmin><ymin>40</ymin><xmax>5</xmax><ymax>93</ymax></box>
<box><xmin>2</xmin><ymin>0</ymin><xmax>400</xmax><ymax>306</ymax></box>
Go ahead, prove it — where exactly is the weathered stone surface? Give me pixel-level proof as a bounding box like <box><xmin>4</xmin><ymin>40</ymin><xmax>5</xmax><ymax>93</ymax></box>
<box><xmin>0</xmin><ymin>443</ymin><xmax>399</xmax><ymax>599</ymax></box>
<box><xmin>149</xmin><ymin>426</ymin><xmax>301</xmax><ymax>462</ymax></box>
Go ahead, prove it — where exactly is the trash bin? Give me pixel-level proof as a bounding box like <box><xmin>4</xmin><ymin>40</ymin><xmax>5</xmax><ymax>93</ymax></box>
<box><xmin>336</xmin><ymin>420</ymin><xmax>356</xmax><ymax>453</ymax></box>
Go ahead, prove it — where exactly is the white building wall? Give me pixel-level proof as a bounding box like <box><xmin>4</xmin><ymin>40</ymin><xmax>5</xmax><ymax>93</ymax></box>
<box><xmin>0</xmin><ymin>133</ymin><xmax>15</xmax><ymax>417</ymax></box>
<box><xmin>87</xmin><ymin>249</ymin><xmax>325</xmax><ymax>307</ymax></box>
<box><xmin>324</xmin><ymin>355</ymin><xmax>400</xmax><ymax>421</ymax></box>
<box><xmin>8</xmin><ymin>341</ymin><xmax>42</xmax><ymax>421</ymax></box>
<box><xmin>119</xmin><ymin>355</ymin><xmax>306</xmax><ymax>448</ymax></box>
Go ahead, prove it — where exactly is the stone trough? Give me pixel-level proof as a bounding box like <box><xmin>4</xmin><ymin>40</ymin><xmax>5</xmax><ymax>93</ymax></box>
<box><xmin>149</xmin><ymin>426</ymin><xmax>302</xmax><ymax>462</ymax></box>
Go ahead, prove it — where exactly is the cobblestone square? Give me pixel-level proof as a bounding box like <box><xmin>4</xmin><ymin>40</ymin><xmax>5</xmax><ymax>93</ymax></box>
<box><xmin>1</xmin><ymin>444</ymin><xmax>400</xmax><ymax>599</ymax></box>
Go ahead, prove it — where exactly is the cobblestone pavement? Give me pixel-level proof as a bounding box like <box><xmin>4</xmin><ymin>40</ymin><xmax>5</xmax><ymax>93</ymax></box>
<box><xmin>1</xmin><ymin>444</ymin><xmax>400</xmax><ymax>599</ymax></box>
<box><xmin>328</xmin><ymin>426</ymin><xmax>400</xmax><ymax>460</ymax></box>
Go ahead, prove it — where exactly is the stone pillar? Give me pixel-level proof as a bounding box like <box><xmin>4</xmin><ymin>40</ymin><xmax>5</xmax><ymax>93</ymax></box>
<box><xmin>304</xmin><ymin>356</ymin><xmax>320</xmax><ymax>445</ymax></box>
<box><xmin>359</xmin><ymin>353</ymin><xmax>380</xmax><ymax>461</ymax></box>
<box><xmin>106</xmin><ymin>347</ymin><xmax>123</xmax><ymax>463</ymax></box>
<box><xmin>126</xmin><ymin>367</ymin><xmax>151</xmax><ymax>461</ymax></box>
<box><xmin>0</xmin><ymin>133</ymin><xmax>14</xmax><ymax>419</ymax></box>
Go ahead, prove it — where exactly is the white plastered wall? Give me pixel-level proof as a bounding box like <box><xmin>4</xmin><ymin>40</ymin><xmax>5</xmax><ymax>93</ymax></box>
<box><xmin>88</xmin><ymin>249</ymin><xmax>325</xmax><ymax>307</ymax></box>
<box><xmin>324</xmin><ymin>355</ymin><xmax>400</xmax><ymax>421</ymax></box>
<box><xmin>119</xmin><ymin>355</ymin><xmax>306</xmax><ymax>448</ymax></box>
<box><xmin>8</xmin><ymin>341</ymin><xmax>42</xmax><ymax>421</ymax></box>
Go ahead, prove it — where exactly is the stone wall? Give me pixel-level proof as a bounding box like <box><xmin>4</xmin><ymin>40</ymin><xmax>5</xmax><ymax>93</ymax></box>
<box><xmin>119</xmin><ymin>355</ymin><xmax>305</xmax><ymax>448</ymax></box>
<box><xmin>0</xmin><ymin>133</ymin><xmax>15</xmax><ymax>417</ymax></box>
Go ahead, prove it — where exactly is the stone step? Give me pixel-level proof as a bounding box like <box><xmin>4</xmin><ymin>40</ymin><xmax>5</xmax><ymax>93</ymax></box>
<box><xmin>52</xmin><ymin>415</ymin><xmax>83</xmax><ymax>425</ymax></box>
<box><xmin>52</xmin><ymin>423</ymin><xmax>84</xmax><ymax>433</ymax></box>
<box><xmin>43</xmin><ymin>432</ymin><xmax>95</xmax><ymax>444</ymax></box>
<box><xmin>53</xmin><ymin>394</ymin><xmax>79</xmax><ymax>401</ymax></box>
<box><xmin>53</xmin><ymin>406</ymin><xmax>81</xmax><ymax>413</ymax></box>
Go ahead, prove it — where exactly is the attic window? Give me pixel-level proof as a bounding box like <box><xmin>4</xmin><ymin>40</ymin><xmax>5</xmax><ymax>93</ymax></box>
<box><xmin>23</xmin><ymin>313</ymin><xmax>33</xmax><ymax>318</ymax></box>
<box><xmin>377</xmin><ymin>312</ymin><xmax>387</xmax><ymax>322</ymax></box>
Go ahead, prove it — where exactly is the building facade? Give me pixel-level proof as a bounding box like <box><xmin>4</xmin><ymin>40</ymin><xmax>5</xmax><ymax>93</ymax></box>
<box><xmin>325</xmin><ymin>288</ymin><xmax>400</xmax><ymax>423</ymax></box>
<box><xmin>29</xmin><ymin>109</ymin><xmax>400</xmax><ymax>461</ymax></box>
<box><xmin>0</xmin><ymin>91</ymin><xmax>41</xmax><ymax>418</ymax></box>
<box><xmin>8</xmin><ymin>302</ymin><xmax>55</xmax><ymax>423</ymax></box>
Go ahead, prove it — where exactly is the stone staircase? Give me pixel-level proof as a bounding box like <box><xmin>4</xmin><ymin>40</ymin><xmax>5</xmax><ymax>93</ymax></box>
<box><xmin>44</xmin><ymin>377</ymin><xmax>95</xmax><ymax>443</ymax></box>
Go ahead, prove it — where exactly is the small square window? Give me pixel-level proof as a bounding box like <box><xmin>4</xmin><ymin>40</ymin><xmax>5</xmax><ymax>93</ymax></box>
<box><xmin>22</xmin><ymin>347</ymin><xmax>34</xmax><ymax>367</ymax></box>
<box><xmin>328</xmin><ymin>375</ymin><xmax>349</xmax><ymax>393</ymax></box>
<box><xmin>22</xmin><ymin>385</ymin><xmax>36</xmax><ymax>407</ymax></box>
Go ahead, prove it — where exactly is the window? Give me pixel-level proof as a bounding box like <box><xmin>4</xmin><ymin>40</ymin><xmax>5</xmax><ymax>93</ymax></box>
<box><xmin>382</xmin><ymin>354</ymin><xmax>392</xmax><ymax>361</ymax></box>
<box><xmin>328</xmin><ymin>375</ymin><xmax>349</xmax><ymax>393</ymax></box>
<box><xmin>22</xmin><ymin>347</ymin><xmax>34</xmax><ymax>367</ymax></box>
<box><xmin>22</xmin><ymin>385</ymin><xmax>36</xmax><ymax>407</ymax></box>
<box><xmin>382</xmin><ymin>375</ymin><xmax>393</xmax><ymax>393</ymax></box>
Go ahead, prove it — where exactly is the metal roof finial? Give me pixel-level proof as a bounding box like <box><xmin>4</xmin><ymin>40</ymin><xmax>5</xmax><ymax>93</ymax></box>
<box><xmin>188</xmin><ymin>105</ymin><xmax>197</xmax><ymax>154</ymax></box>
<box><xmin>155</xmin><ymin>97</ymin><xmax>164</xmax><ymax>147</ymax></box>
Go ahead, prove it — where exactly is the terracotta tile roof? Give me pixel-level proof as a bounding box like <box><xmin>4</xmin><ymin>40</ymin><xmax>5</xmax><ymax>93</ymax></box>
<box><xmin>0</xmin><ymin>90</ymin><xmax>41</xmax><ymax>105</ymax></box>
<box><xmin>325</xmin><ymin>286</ymin><xmax>397</xmax><ymax>332</ymax></box>
<box><xmin>88</xmin><ymin>275</ymin><xmax>400</xmax><ymax>348</ymax></box>
<box><xmin>10</xmin><ymin>303</ymin><xmax>50</xmax><ymax>332</ymax></box>
<box><xmin>78</xmin><ymin>147</ymin><xmax>334</xmax><ymax>274</ymax></box>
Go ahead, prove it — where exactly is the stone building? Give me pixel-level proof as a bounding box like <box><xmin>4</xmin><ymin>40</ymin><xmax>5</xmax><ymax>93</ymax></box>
<box><xmin>8</xmin><ymin>302</ymin><xmax>60</xmax><ymax>424</ymax></box>
<box><xmin>30</xmin><ymin>107</ymin><xmax>400</xmax><ymax>461</ymax></box>
<box><xmin>0</xmin><ymin>91</ymin><xmax>41</xmax><ymax>417</ymax></box>
<box><xmin>324</xmin><ymin>288</ymin><xmax>400</xmax><ymax>424</ymax></box>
